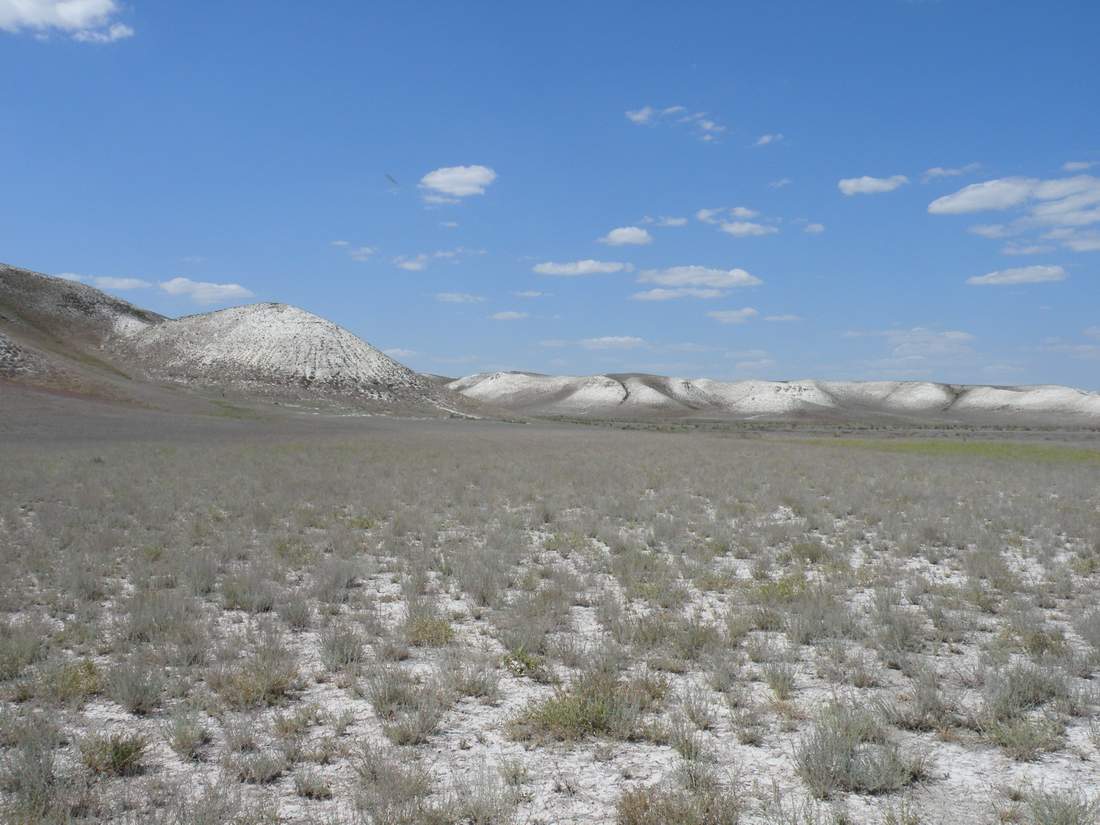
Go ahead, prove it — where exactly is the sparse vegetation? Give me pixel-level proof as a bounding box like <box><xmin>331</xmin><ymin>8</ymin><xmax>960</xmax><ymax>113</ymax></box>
<box><xmin>1</xmin><ymin>417</ymin><xmax>1098</xmax><ymax>822</ymax></box>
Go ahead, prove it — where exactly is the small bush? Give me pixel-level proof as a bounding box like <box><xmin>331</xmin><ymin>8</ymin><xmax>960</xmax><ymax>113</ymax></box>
<box><xmin>510</xmin><ymin>668</ymin><xmax>651</xmax><ymax>742</ymax></box>
<box><xmin>164</xmin><ymin>709</ymin><xmax>212</xmax><ymax>761</ymax></box>
<box><xmin>1025</xmin><ymin>788</ymin><xmax>1100</xmax><ymax>825</ymax></box>
<box><xmin>107</xmin><ymin>658</ymin><xmax>164</xmax><ymax>715</ymax></box>
<box><xmin>795</xmin><ymin>701</ymin><xmax>926</xmax><ymax>799</ymax></box>
<box><xmin>81</xmin><ymin>730</ymin><xmax>149</xmax><ymax>777</ymax></box>
<box><xmin>320</xmin><ymin>623</ymin><xmax>367</xmax><ymax>672</ymax></box>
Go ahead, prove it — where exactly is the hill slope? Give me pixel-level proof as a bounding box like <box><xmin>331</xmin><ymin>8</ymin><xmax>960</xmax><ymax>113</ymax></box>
<box><xmin>450</xmin><ymin>371</ymin><xmax>1100</xmax><ymax>424</ymax></box>
<box><xmin>126</xmin><ymin>302</ymin><xmax>439</xmax><ymax>402</ymax></box>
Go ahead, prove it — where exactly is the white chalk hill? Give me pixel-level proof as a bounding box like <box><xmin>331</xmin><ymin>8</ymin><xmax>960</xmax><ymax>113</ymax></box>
<box><xmin>450</xmin><ymin>371</ymin><xmax>1100</xmax><ymax>423</ymax></box>
<box><xmin>128</xmin><ymin>303</ymin><xmax>436</xmax><ymax>402</ymax></box>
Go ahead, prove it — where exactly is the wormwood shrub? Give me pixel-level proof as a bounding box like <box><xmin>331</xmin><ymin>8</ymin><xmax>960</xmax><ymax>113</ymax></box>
<box><xmin>0</xmin><ymin>717</ymin><xmax>64</xmax><ymax>820</ymax></box>
<box><xmin>0</xmin><ymin>619</ymin><xmax>46</xmax><ymax>681</ymax></box>
<box><xmin>509</xmin><ymin>667</ymin><xmax>661</xmax><ymax>742</ymax></box>
<box><xmin>163</xmin><ymin>708</ymin><xmax>211</xmax><ymax>761</ymax></box>
<box><xmin>353</xmin><ymin>742</ymin><xmax>433</xmax><ymax>821</ymax></box>
<box><xmin>107</xmin><ymin>658</ymin><xmax>164</xmax><ymax>715</ymax></box>
<box><xmin>81</xmin><ymin>730</ymin><xmax>149</xmax><ymax>776</ymax></box>
<box><xmin>210</xmin><ymin>628</ymin><xmax>299</xmax><ymax>709</ymax></box>
<box><xmin>365</xmin><ymin>666</ymin><xmax>447</xmax><ymax>745</ymax></box>
<box><xmin>617</xmin><ymin>767</ymin><xmax>741</xmax><ymax>825</ymax></box>
<box><xmin>320</xmin><ymin>622</ymin><xmax>367</xmax><ymax>672</ymax></box>
<box><xmin>1025</xmin><ymin>788</ymin><xmax>1100</xmax><ymax>825</ymax></box>
<box><xmin>35</xmin><ymin>657</ymin><xmax>102</xmax><ymax>706</ymax></box>
<box><xmin>795</xmin><ymin>701</ymin><xmax>927</xmax><ymax>799</ymax></box>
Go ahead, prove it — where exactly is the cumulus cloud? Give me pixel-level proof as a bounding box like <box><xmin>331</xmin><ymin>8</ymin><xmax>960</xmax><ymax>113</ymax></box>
<box><xmin>697</xmin><ymin>206</ymin><xmax>757</xmax><ymax>224</ymax></box>
<box><xmin>720</xmin><ymin>221</ymin><xmax>778</xmax><ymax>237</ymax></box>
<box><xmin>533</xmin><ymin>260</ymin><xmax>631</xmax><ymax>276</ymax></box>
<box><xmin>599</xmin><ymin>226</ymin><xmax>652</xmax><ymax>246</ymax></box>
<box><xmin>966</xmin><ymin>265</ymin><xmax>1066</xmax><ymax>286</ymax></box>
<box><xmin>57</xmin><ymin>273</ymin><xmax>150</xmax><ymax>290</ymax></box>
<box><xmin>707</xmin><ymin>308</ymin><xmax>759</xmax><ymax>324</ymax></box>
<box><xmin>755</xmin><ymin>133</ymin><xmax>784</xmax><ymax>146</ymax></box>
<box><xmin>625</xmin><ymin>106</ymin><xmax>657</xmax><ymax>125</ymax></box>
<box><xmin>838</xmin><ymin>175</ymin><xmax>909</xmax><ymax>196</ymax></box>
<box><xmin>968</xmin><ymin>224</ymin><xmax>1012</xmax><ymax>239</ymax></box>
<box><xmin>395</xmin><ymin>254</ymin><xmax>429</xmax><ymax>272</ymax></box>
<box><xmin>434</xmin><ymin>292</ymin><xmax>484</xmax><ymax>303</ymax></box>
<box><xmin>159</xmin><ymin>277</ymin><xmax>253</xmax><ymax>305</ymax></box>
<box><xmin>933</xmin><ymin>176</ymin><xmax>1100</xmax><ymax>253</ymax></box>
<box><xmin>631</xmin><ymin>287</ymin><xmax>724</xmax><ymax>301</ymax></box>
<box><xmin>626</xmin><ymin>106</ymin><xmax>725</xmax><ymax>141</ymax></box>
<box><xmin>419</xmin><ymin>165</ymin><xmax>496</xmax><ymax>199</ymax></box>
<box><xmin>928</xmin><ymin>177</ymin><xmax>1039</xmax><ymax>214</ymax></box>
<box><xmin>638</xmin><ymin>266</ymin><xmax>762</xmax><ymax>288</ymax></box>
<box><xmin>395</xmin><ymin>248</ymin><xmax>483</xmax><ymax>271</ymax></box>
<box><xmin>491</xmin><ymin>311</ymin><xmax>528</xmax><ymax>321</ymax></box>
<box><xmin>642</xmin><ymin>216</ymin><xmax>688</xmax><ymax>227</ymax></box>
<box><xmin>921</xmin><ymin>163</ymin><xmax>980</xmax><ymax>183</ymax></box>
<box><xmin>0</xmin><ymin>0</ymin><xmax>133</xmax><ymax>42</ymax></box>
<box><xmin>71</xmin><ymin>21</ymin><xmax>132</xmax><ymax>42</ymax></box>
<box><xmin>346</xmin><ymin>246</ymin><xmax>375</xmax><ymax>261</ymax></box>
<box><xmin>803</xmin><ymin>223</ymin><xmax>825</xmax><ymax>234</ymax></box>
<box><xmin>580</xmin><ymin>336</ymin><xmax>646</xmax><ymax>350</ymax></box>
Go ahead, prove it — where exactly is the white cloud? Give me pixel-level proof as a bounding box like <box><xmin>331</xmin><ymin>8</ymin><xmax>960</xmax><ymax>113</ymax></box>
<box><xmin>383</xmin><ymin>348</ymin><xmax>416</xmax><ymax>359</ymax></box>
<box><xmin>1001</xmin><ymin>242</ymin><xmax>1052</xmax><ymax>255</ymax></box>
<box><xmin>764</xmin><ymin>314</ymin><xmax>802</xmax><ymax>322</ymax></box>
<box><xmin>928</xmin><ymin>177</ymin><xmax>1038</xmax><ymax>213</ymax></box>
<box><xmin>394</xmin><ymin>247</ymin><xmax>483</xmax><ymax>271</ymax></box>
<box><xmin>631</xmin><ymin>287</ymin><xmax>724</xmax><ymax>301</ymax></box>
<box><xmin>491</xmin><ymin>311</ymin><xmax>528</xmax><ymax>321</ymax></box>
<box><xmin>419</xmin><ymin>165</ymin><xmax>496</xmax><ymax>199</ymax></box>
<box><xmin>539</xmin><ymin>339</ymin><xmax>569</xmax><ymax>348</ymax></box>
<box><xmin>769</xmin><ymin>178</ymin><xmax>793</xmax><ymax>189</ymax></box>
<box><xmin>599</xmin><ymin>226</ymin><xmax>652</xmax><ymax>246</ymax></box>
<box><xmin>330</xmin><ymin>240</ymin><xmax>349</xmax><ymax>247</ymax></box>
<box><xmin>0</xmin><ymin>0</ymin><xmax>133</xmax><ymax>42</ymax></box>
<box><xmin>642</xmin><ymin>216</ymin><xmax>688</xmax><ymax>227</ymax></box>
<box><xmin>533</xmin><ymin>260</ymin><xmax>631</xmax><ymax>276</ymax></box>
<box><xmin>159</xmin><ymin>277</ymin><xmax>253</xmax><ymax>305</ymax></box>
<box><xmin>803</xmin><ymin>223</ymin><xmax>825</xmax><ymax>234</ymax></box>
<box><xmin>513</xmin><ymin>290</ymin><xmax>546</xmax><ymax>298</ymax></box>
<box><xmin>966</xmin><ymin>265</ymin><xmax>1066</xmax><ymax>286</ymax></box>
<box><xmin>93</xmin><ymin>276</ymin><xmax>149</xmax><ymax>290</ymax></box>
<box><xmin>968</xmin><ymin>224</ymin><xmax>1011</xmax><ymax>239</ymax></box>
<box><xmin>921</xmin><ymin>163</ymin><xmax>980</xmax><ymax>182</ymax></box>
<box><xmin>627</xmin><ymin>106</ymin><xmax>725</xmax><ymax>141</ymax></box>
<box><xmin>347</xmin><ymin>246</ymin><xmax>375</xmax><ymax>261</ymax></box>
<box><xmin>755</xmin><ymin>133</ymin><xmax>783</xmax><ymax>146</ymax></box>
<box><xmin>838</xmin><ymin>175</ymin><xmax>909</xmax><ymax>196</ymax></box>
<box><xmin>1085</xmin><ymin>326</ymin><xmax>1100</xmax><ymax>340</ymax></box>
<box><xmin>440</xmin><ymin>221</ymin><xmax>459</xmax><ymax>228</ymax></box>
<box><xmin>580</xmin><ymin>336</ymin><xmax>646</xmax><ymax>350</ymax></box>
<box><xmin>71</xmin><ymin>21</ymin><xmax>131</xmax><ymax>42</ymax></box>
<box><xmin>1063</xmin><ymin>161</ymin><xmax>1096</xmax><ymax>172</ymax></box>
<box><xmin>1057</xmin><ymin>230</ymin><xmax>1100</xmax><ymax>252</ymax></box>
<box><xmin>395</xmin><ymin>254</ymin><xmax>429</xmax><ymax>271</ymax></box>
<box><xmin>434</xmin><ymin>292</ymin><xmax>484</xmax><ymax>303</ymax></box>
<box><xmin>638</xmin><ymin>266</ymin><xmax>762</xmax><ymax>288</ymax></box>
<box><xmin>697</xmin><ymin>206</ymin><xmax>757</xmax><ymax>224</ymax></box>
<box><xmin>57</xmin><ymin>273</ymin><xmax>150</xmax><ymax>290</ymax></box>
<box><xmin>720</xmin><ymin>221</ymin><xmax>778</xmax><ymax>237</ymax></box>
<box><xmin>707</xmin><ymin>308</ymin><xmax>759</xmax><ymax>325</ymax></box>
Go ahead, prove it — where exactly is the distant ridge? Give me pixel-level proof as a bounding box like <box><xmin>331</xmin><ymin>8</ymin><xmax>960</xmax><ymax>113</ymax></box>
<box><xmin>450</xmin><ymin>371</ymin><xmax>1100</xmax><ymax>424</ymax></box>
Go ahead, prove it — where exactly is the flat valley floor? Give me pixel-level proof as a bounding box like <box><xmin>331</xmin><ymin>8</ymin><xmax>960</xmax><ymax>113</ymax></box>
<box><xmin>2</xmin><ymin>386</ymin><xmax>1100</xmax><ymax>824</ymax></box>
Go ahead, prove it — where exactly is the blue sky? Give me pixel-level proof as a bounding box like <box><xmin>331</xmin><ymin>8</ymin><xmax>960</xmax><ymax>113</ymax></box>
<box><xmin>2</xmin><ymin>1</ymin><xmax>1098</xmax><ymax>388</ymax></box>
